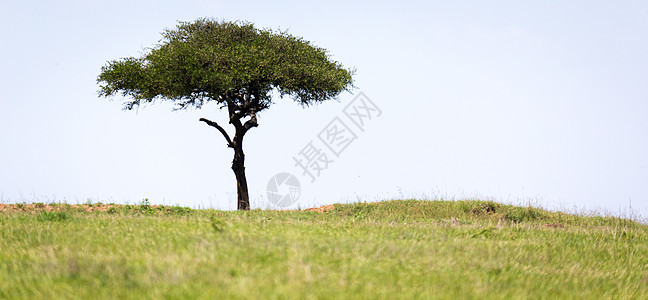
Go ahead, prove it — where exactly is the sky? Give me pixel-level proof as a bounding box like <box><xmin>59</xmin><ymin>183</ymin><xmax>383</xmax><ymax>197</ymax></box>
<box><xmin>1</xmin><ymin>0</ymin><xmax>647</xmax><ymax>218</ymax></box>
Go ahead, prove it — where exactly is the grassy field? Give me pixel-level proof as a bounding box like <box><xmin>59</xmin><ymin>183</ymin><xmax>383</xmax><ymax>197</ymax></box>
<box><xmin>0</xmin><ymin>200</ymin><xmax>646</xmax><ymax>299</ymax></box>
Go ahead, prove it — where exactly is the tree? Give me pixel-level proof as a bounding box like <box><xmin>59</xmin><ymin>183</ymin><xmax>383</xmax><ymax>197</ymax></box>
<box><xmin>97</xmin><ymin>18</ymin><xmax>354</xmax><ymax>210</ymax></box>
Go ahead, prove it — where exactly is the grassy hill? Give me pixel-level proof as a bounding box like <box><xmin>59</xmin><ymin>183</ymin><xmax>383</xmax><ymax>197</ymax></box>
<box><xmin>1</xmin><ymin>200</ymin><xmax>646</xmax><ymax>299</ymax></box>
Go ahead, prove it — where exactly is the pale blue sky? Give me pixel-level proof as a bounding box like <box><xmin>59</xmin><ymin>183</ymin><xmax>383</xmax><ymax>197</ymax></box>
<box><xmin>1</xmin><ymin>1</ymin><xmax>647</xmax><ymax>217</ymax></box>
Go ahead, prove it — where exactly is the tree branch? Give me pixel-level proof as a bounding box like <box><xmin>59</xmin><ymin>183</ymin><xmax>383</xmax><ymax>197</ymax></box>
<box><xmin>225</xmin><ymin>93</ymin><xmax>244</xmax><ymax>122</ymax></box>
<box><xmin>199</xmin><ymin>118</ymin><xmax>234</xmax><ymax>148</ymax></box>
<box><xmin>243</xmin><ymin>110</ymin><xmax>259</xmax><ymax>132</ymax></box>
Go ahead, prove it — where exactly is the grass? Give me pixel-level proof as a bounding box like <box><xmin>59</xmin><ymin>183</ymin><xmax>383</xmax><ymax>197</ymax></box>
<box><xmin>0</xmin><ymin>200</ymin><xmax>646</xmax><ymax>299</ymax></box>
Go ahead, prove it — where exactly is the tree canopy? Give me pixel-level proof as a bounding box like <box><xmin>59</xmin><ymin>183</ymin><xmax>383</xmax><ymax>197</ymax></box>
<box><xmin>98</xmin><ymin>18</ymin><xmax>354</xmax><ymax>112</ymax></box>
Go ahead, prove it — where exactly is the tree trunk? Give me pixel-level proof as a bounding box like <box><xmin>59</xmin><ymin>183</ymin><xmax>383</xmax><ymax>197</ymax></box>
<box><xmin>199</xmin><ymin>112</ymin><xmax>253</xmax><ymax>211</ymax></box>
<box><xmin>232</xmin><ymin>139</ymin><xmax>250</xmax><ymax>210</ymax></box>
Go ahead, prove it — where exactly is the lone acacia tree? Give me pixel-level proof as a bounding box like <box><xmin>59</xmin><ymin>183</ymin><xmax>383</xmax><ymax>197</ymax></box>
<box><xmin>97</xmin><ymin>19</ymin><xmax>354</xmax><ymax>210</ymax></box>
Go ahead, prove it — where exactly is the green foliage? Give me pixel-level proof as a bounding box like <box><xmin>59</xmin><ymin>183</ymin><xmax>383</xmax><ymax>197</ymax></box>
<box><xmin>1</xmin><ymin>200</ymin><xmax>646</xmax><ymax>299</ymax></box>
<box><xmin>167</xmin><ymin>206</ymin><xmax>193</xmax><ymax>215</ymax></box>
<box><xmin>504</xmin><ymin>206</ymin><xmax>544</xmax><ymax>223</ymax></box>
<box><xmin>36</xmin><ymin>211</ymin><xmax>70</xmax><ymax>222</ymax></box>
<box><xmin>138</xmin><ymin>198</ymin><xmax>153</xmax><ymax>215</ymax></box>
<box><xmin>471</xmin><ymin>225</ymin><xmax>496</xmax><ymax>238</ymax></box>
<box><xmin>209</xmin><ymin>215</ymin><xmax>226</xmax><ymax>233</ymax></box>
<box><xmin>97</xmin><ymin>18</ymin><xmax>354</xmax><ymax>110</ymax></box>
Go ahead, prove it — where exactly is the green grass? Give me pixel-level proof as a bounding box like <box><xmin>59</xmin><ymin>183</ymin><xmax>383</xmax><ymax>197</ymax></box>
<box><xmin>0</xmin><ymin>200</ymin><xmax>646</xmax><ymax>299</ymax></box>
